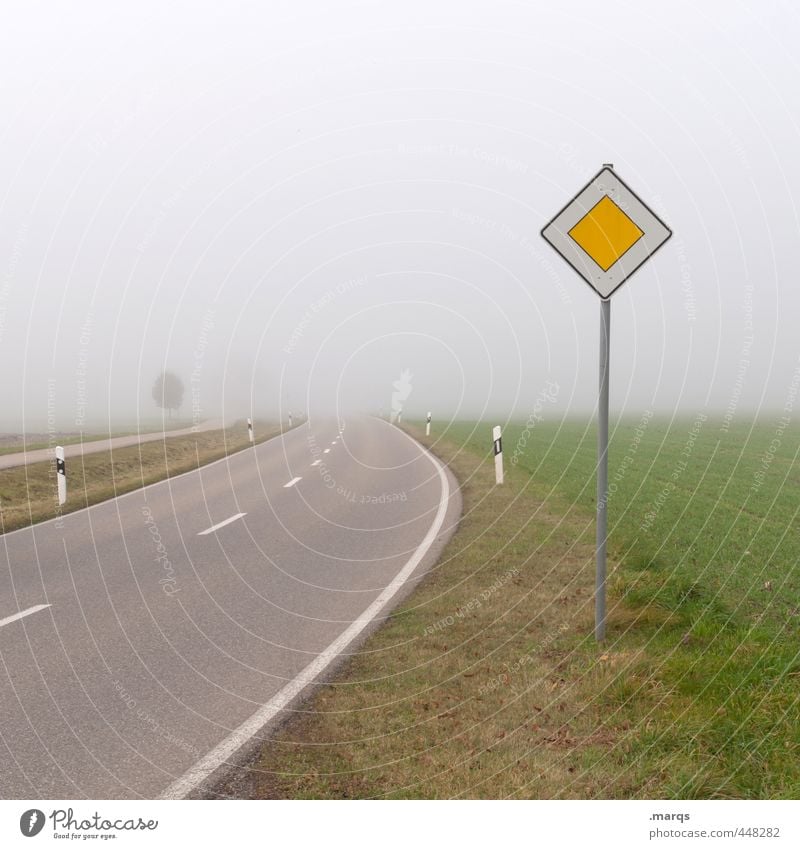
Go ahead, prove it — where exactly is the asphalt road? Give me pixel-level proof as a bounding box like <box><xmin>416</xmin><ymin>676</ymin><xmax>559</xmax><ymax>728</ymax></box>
<box><xmin>0</xmin><ymin>419</ymin><xmax>225</xmax><ymax>470</ymax></box>
<box><xmin>0</xmin><ymin>417</ymin><xmax>460</xmax><ymax>799</ymax></box>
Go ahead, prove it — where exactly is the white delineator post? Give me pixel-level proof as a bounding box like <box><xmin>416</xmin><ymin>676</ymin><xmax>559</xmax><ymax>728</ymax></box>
<box><xmin>397</xmin><ymin>408</ymin><xmax>402</xmax><ymax>425</ymax></box>
<box><xmin>288</xmin><ymin>411</ymin><xmax>293</xmax><ymax>428</ymax></box>
<box><xmin>493</xmin><ymin>426</ymin><xmax>504</xmax><ymax>485</ymax></box>
<box><xmin>247</xmin><ymin>417</ymin><xmax>254</xmax><ymax>443</ymax></box>
<box><xmin>56</xmin><ymin>446</ymin><xmax>66</xmax><ymax>505</ymax></box>
<box><xmin>426</xmin><ymin>411</ymin><xmax>431</xmax><ymax>436</ymax></box>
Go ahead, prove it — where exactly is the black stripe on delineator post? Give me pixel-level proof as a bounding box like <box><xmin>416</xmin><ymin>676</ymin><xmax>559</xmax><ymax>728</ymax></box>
<box><xmin>493</xmin><ymin>437</ymin><xmax>502</xmax><ymax>456</ymax></box>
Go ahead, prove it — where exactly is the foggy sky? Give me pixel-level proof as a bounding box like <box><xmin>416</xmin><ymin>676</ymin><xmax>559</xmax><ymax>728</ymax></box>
<box><xmin>1</xmin><ymin>0</ymin><xmax>798</xmax><ymax>431</ymax></box>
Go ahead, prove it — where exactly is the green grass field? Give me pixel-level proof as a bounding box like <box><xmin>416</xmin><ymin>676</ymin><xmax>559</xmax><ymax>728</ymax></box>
<box><xmin>445</xmin><ymin>417</ymin><xmax>800</xmax><ymax>796</ymax></box>
<box><xmin>454</xmin><ymin>415</ymin><xmax>800</xmax><ymax>629</ymax></box>
<box><xmin>238</xmin><ymin>416</ymin><xmax>800</xmax><ymax>800</ymax></box>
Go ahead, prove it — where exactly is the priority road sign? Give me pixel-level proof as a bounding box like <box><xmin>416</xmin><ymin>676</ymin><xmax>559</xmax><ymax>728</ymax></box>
<box><xmin>541</xmin><ymin>164</ymin><xmax>671</xmax><ymax>643</ymax></box>
<box><xmin>541</xmin><ymin>165</ymin><xmax>671</xmax><ymax>300</ymax></box>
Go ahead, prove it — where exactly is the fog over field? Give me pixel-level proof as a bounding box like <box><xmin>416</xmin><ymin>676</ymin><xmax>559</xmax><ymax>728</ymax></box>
<box><xmin>1</xmin><ymin>1</ymin><xmax>798</xmax><ymax>430</ymax></box>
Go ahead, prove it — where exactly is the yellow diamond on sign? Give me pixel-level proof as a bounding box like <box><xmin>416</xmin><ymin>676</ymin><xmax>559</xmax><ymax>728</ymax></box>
<box><xmin>568</xmin><ymin>195</ymin><xmax>644</xmax><ymax>272</ymax></box>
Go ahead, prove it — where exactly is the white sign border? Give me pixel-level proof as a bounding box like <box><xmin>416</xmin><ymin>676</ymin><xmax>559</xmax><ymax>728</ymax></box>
<box><xmin>541</xmin><ymin>167</ymin><xmax>672</xmax><ymax>299</ymax></box>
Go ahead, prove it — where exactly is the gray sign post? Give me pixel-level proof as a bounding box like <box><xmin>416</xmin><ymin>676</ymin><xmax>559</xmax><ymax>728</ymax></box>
<box><xmin>596</xmin><ymin>298</ymin><xmax>610</xmax><ymax>640</ymax></box>
<box><xmin>541</xmin><ymin>164</ymin><xmax>671</xmax><ymax>641</ymax></box>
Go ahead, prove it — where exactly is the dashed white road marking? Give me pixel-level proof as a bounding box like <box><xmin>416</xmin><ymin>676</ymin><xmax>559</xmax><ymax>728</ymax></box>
<box><xmin>283</xmin><ymin>477</ymin><xmax>302</xmax><ymax>488</ymax></box>
<box><xmin>198</xmin><ymin>513</ymin><xmax>247</xmax><ymax>535</ymax></box>
<box><xmin>310</xmin><ymin>460</ymin><xmax>321</xmax><ymax>467</ymax></box>
<box><xmin>323</xmin><ymin>448</ymin><xmax>330</xmax><ymax>454</ymax></box>
<box><xmin>160</xmin><ymin>422</ymin><xmax>450</xmax><ymax>800</ymax></box>
<box><xmin>0</xmin><ymin>604</ymin><xmax>52</xmax><ymax>630</ymax></box>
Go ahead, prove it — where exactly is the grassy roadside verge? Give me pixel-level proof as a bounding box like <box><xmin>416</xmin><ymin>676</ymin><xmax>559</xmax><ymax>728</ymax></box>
<box><xmin>231</xmin><ymin>420</ymin><xmax>800</xmax><ymax>799</ymax></box>
<box><xmin>0</xmin><ymin>421</ymin><xmax>282</xmax><ymax>534</ymax></box>
<box><xmin>0</xmin><ymin>419</ymin><xmax>199</xmax><ymax>455</ymax></box>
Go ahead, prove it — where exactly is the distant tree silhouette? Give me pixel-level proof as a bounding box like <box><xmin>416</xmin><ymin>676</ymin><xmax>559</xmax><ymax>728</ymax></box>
<box><xmin>152</xmin><ymin>370</ymin><xmax>184</xmax><ymax>419</ymax></box>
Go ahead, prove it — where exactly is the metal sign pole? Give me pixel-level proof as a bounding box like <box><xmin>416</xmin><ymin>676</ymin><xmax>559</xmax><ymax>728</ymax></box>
<box><xmin>596</xmin><ymin>298</ymin><xmax>611</xmax><ymax>642</ymax></box>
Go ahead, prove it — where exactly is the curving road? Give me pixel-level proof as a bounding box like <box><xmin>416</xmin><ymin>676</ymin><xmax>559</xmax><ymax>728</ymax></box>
<box><xmin>0</xmin><ymin>417</ymin><xmax>460</xmax><ymax>799</ymax></box>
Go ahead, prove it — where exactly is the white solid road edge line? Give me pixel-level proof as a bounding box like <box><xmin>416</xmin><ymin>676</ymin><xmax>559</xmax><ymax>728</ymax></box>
<box><xmin>0</xmin><ymin>604</ymin><xmax>51</xmax><ymax>629</ymax></box>
<box><xmin>283</xmin><ymin>477</ymin><xmax>302</xmax><ymax>488</ymax></box>
<box><xmin>197</xmin><ymin>513</ymin><xmax>247</xmax><ymax>536</ymax></box>
<box><xmin>160</xmin><ymin>424</ymin><xmax>451</xmax><ymax>800</ymax></box>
